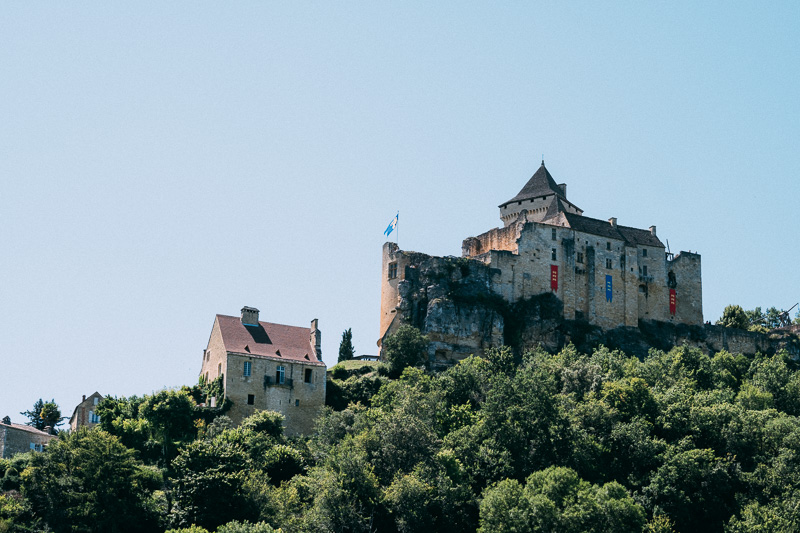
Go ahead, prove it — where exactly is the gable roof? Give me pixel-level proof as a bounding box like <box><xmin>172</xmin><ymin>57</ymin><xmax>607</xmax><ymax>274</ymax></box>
<box><xmin>216</xmin><ymin>314</ymin><xmax>324</xmax><ymax>366</ymax></box>
<box><xmin>69</xmin><ymin>392</ymin><xmax>104</xmax><ymax>425</ymax></box>
<box><xmin>553</xmin><ymin>212</ymin><xmax>664</xmax><ymax>248</ymax></box>
<box><xmin>0</xmin><ymin>420</ymin><xmax>54</xmax><ymax>437</ymax></box>
<box><xmin>500</xmin><ymin>162</ymin><xmax>565</xmax><ymax>207</ymax></box>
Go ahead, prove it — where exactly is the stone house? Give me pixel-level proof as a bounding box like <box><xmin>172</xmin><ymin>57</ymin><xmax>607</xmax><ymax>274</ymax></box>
<box><xmin>0</xmin><ymin>416</ymin><xmax>55</xmax><ymax>458</ymax></box>
<box><xmin>199</xmin><ymin>307</ymin><xmax>326</xmax><ymax>435</ymax></box>
<box><xmin>69</xmin><ymin>392</ymin><xmax>105</xmax><ymax>432</ymax></box>
<box><xmin>379</xmin><ymin>161</ymin><xmax>703</xmax><ymax>361</ymax></box>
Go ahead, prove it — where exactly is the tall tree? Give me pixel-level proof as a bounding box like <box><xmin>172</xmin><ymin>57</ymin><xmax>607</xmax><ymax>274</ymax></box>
<box><xmin>716</xmin><ymin>305</ymin><xmax>749</xmax><ymax>330</ymax></box>
<box><xmin>338</xmin><ymin>328</ymin><xmax>355</xmax><ymax>363</ymax></box>
<box><xmin>21</xmin><ymin>428</ymin><xmax>161</xmax><ymax>533</ymax></box>
<box><xmin>20</xmin><ymin>398</ymin><xmax>63</xmax><ymax>432</ymax></box>
<box><xmin>382</xmin><ymin>326</ymin><xmax>429</xmax><ymax>377</ymax></box>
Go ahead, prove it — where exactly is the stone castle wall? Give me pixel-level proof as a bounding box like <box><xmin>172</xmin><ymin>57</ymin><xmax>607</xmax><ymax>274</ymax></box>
<box><xmin>379</xmin><ymin>219</ymin><xmax>709</xmax><ymax>364</ymax></box>
<box><xmin>458</xmin><ymin>220</ymin><xmax>702</xmax><ymax>330</ymax></box>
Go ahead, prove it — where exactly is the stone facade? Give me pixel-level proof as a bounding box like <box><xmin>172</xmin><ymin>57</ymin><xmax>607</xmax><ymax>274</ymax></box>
<box><xmin>199</xmin><ymin>307</ymin><xmax>326</xmax><ymax>436</ymax></box>
<box><xmin>379</xmin><ymin>162</ymin><xmax>704</xmax><ymax>362</ymax></box>
<box><xmin>0</xmin><ymin>417</ymin><xmax>55</xmax><ymax>458</ymax></box>
<box><xmin>69</xmin><ymin>392</ymin><xmax>105</xmax><ymax>432</ymax></box>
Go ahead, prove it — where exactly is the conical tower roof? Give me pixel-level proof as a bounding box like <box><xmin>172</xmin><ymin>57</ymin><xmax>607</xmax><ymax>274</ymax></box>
<box><xmin>499</xmin><ymin>161</ymin><xmax>565</xmax><ymax>208</ymax></box>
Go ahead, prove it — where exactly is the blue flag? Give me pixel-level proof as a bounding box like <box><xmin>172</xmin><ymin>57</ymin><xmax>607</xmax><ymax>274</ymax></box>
<box><xmin>384</xmin><ymin>213</ymin><xmax>398</xmax><ymax>236</ymax></box>
<box><xmin>606</xmin><ymin>275</ymin><xmax>613</xmax><ymax>302</ymax></box>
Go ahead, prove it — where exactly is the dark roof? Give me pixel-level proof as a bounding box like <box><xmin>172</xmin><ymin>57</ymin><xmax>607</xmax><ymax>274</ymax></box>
<box><xmin>555</xmin><ymin>213</ymin><xmax>664</xmax><ymax>247</ymax></box>
<box><xmin>216</xmin><ymin>315</ymin><xmax>324</xmax><ymax>366</ymax></box>
<box><xmin>500</xmin><ymin>162</ymin><xmax>565</xmax><ymax>207</ymax></box>
<box><xmin>0</xmin><ymin>421</ymin><xmax>53</xmax><ymax>437</ymax></box>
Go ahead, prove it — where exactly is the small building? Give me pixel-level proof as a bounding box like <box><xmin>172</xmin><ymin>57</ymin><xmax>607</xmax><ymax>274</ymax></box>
<box><xmin>199</xmin><ymin>306</ymin><xmax>326</xmax><ymax>435</ymax></box>
<box><xmin>0</xmin><ymin>416</ymin><xmax>55</xmax><ymax>458</ymax></box>
<box><xmin>69</xmin><ymin>392</ymin><xmax>105</xmax><ymax>432</ymax></box>
<box><xmin>353</xmin><ymin>354</ymin><xmax>379</xmax><ymax>361</ymax></box>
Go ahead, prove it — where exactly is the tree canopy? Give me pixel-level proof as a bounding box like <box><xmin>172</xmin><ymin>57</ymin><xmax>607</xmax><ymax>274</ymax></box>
<box><xmin>20</xmin><ymin>398</ymin><xmax>63</xmax><ymax>432</ymax></box>
<box><xmin>7</xmin><ymin>343</ymin><xmax>800</xmax><ymax>532</ymax></box>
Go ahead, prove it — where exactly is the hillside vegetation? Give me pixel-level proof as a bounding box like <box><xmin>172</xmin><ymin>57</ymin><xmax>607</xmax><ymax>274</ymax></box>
<box><xmin>3</xmin><ymin>337</ymin><xmax>800</xmax><ymax>532</ymax></box>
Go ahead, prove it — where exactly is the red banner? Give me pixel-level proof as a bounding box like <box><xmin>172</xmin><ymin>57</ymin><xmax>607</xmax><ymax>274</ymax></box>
<box><xmin>550</xmin><ymin>265</ymin><xmax>558</xmax><ymax>292</ymax></box>
<box><xmin>669</xmin><ymin>289</ymin><xmax>676</xmax><ymax>315</ymax></box>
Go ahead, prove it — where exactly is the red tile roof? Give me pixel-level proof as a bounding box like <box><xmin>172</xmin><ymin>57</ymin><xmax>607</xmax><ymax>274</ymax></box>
<box><xmin>216</xmin><ymin>314</ymin><xmax>324</xmax><ymax>366</ymax></box>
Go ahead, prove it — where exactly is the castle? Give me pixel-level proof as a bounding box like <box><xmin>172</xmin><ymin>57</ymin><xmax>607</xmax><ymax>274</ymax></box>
<box><xmin>379</xmin><ymin>162</ymin><xmax>703</xmax><ymax>362</ymax></box>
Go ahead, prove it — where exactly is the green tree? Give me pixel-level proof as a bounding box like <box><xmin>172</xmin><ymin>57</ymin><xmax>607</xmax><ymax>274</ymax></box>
<box><xmin>382</xmin><ymin>325</ymin><xmax>429</xmax><ymax>377</ymax></box>
<box><xmin>139</xmin><ymin>389</ymin><xmax>197</xmax><ymax>464</ymax></box>
<box><xmin>304</xmin><ymin>445</ymin><xmax>381</xmax><ymax>533</ymax></box>
<box><xmin>169</xmin><ymin>439</ymin><xmax>256</xmax><ymax>531</ymax></box>
<box><xmin>21</xmin><ymin>428</ymin><xmax>161</xmax><ymax>533</ymax></box>
<box><xmin>20</xmin><ymin>398</ymin><xmax>63</xmax><ymax>432</ymax></box>
<box><xmin>478</xmin><ymin>466</ymin><xmax>645</xmax><ymax>533</ymax></box>
<box><xmin>240</xmin><ymin>410</ymin><xmax>285</xmax><ymax>440</ymax></box>
<box><xmin>339</xmin><ymin>328</ymin><xmax>355</xmax><ymax>363</ymax></box>
<box><xmin>217</xmin><ymin>521</ymin><xmax>279</xmax><ymax>533</ymax></box>
<box><xmin>717</xmin><ymin>305</ymin><xmax>749</xmax><ymax>330</ymax></box>
<box><xmin>642</xmin><ymin>447</ymin><xmax>738</xmax><ymax>533</ymax></box>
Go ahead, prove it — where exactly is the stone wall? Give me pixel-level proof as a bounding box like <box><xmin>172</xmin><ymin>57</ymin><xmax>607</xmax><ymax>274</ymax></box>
<box><xmin>69</xmin><ymin>392</ymin><xmax>104</xmax><ymax>432</ymax></box>
<box><xmin>378</xmin><ymin>241</ymin><xmax>793</xmax><ymax>364</ymax></box>
<box><xmin>223</xmin><ymin>354</ymin><xmax>325</xmax><ymax>436</ymax></box>
<box><xmin>0</xmin><ymin>423</ymin><xmax>54</xmax><ymax>459</ymax></box>
<box><xmin>459</xmin><ymin>220</ymin><xmax>702</xmax><ymax>330</ymax></box>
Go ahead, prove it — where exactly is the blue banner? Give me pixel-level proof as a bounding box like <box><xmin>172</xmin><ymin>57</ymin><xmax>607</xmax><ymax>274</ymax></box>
<box><xmin>605</xmin><ymin>275</ymin><xmax>612</xmax><ymax>302</ymax></box>
<box><xmin>384</xmin><ymin>213</ymin><xmax>398</xmax><ymax>236</ymax></box>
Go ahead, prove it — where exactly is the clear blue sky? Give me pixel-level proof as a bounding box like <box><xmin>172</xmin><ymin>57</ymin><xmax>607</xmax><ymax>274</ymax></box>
<box><xmin>2</xmin><ymin>3</ymin><xmax>798</xmax><ymax>425</ymax></box>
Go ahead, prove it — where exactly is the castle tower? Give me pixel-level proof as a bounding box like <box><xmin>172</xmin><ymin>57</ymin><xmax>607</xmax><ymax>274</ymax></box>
<box><xmin>498</xmin><ymin>161</ymin><xmax>583</xmax><ymax>226</ymax></box>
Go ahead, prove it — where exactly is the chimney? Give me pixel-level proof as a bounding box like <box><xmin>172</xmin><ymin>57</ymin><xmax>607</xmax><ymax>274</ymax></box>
<box><xmin>240</xmin><ymin>306</ymin><xmax>260</xmax><ymax>326</ymax></box>
<box><xmin>649</xmin><ymin>225</ymin><xmax>657</xmax><ymax>236</ymax></box>
<box><xmin>82</xmin><ymin>394</ymin><xmax>86</xmax><ymax>402</ymax></box>
<box><xmin>44</xmin><ymin>425</ymin><xmax>52</xmax><ymax>435</ymax></box>
<box><xmin>310</xmin><ymin>319</ymin><xmax>322</xmax><ymax>361</ymax></box>
<box><xmin>609</xmin><ymin>217</ymin><xmax>617</xmax><ymax>228</ymax></box>
<box><xmin>558</xmin><ymin>183</ymin><xmax>567</xmax><ymax>197</ymax></box>
<box><xmin>2</xmin><ymin>416</ymin><xmax>10</xmax><ymax>425</ymax></box>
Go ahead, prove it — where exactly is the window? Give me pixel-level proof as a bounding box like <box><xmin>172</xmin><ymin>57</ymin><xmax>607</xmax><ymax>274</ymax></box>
<box><xmin>642</xmin><ymin>248</ymin><xmax>648</xmax><ymax>257</ymax></box>
<box><xmin>89</xmin><ymin>410</ymin><xmax>99</xmax><ymax>424</ymax></box>
<box><xmin>295</xmin><ymin>399</ymin><xmax>300</xmax><ymax>407</ymax></box>
<box><xmin>577</xmin><ymin>252</ymin><xmax>584</xmax><ymax>264</ymax></box>
<box><xmin>642</xmin><ymin>265</ymin><xmax>648</xmax><ymax>276</ymax></box>
<box><xmin>93</xmin><ymin>397</ymin><xmax>99</xmax><ymax>406</ymax></box>
<box><xmin>304</xmin><ymin>368</ymin><xmax>312</xmax><ymax>383</ymax></box>
<box><xmin>606</xmin><ymin>258</ymin><xmax>612</xmax><ymax>269</ymax></box>
<box><xmin>243</xmin><ymin>361</ymin><xmax>252</xmax><ymax>377</ymax></box>
<box><xmin>551</xmin><ymin>228</ymin><xmax>557</xmax><ymax>240</ymax></box>
<box><xmin>247</xmin><ymin>394</ymin><xmax>255</xmax><ymax>405</ymax></box>
<box><xmin>218</xmin><ymin>363</ymin><xmax>222</xmax><ymax>377</ymax></box>
<box><xmin>276</xmin><ymin>366</ymin><xmax>285</xmax><ymax>385</ymax></box>
<box><xmin>551</xmin><ymin>248</ymin><xmax>557</xmax><ymax>261</ymax></box>
<box><xmin>606</xmin><ymin>242</ymin><xmax>611</xmax><ymax>251</ymax></box>
<box><xmin>388</xmin><ymin>262</ymin><xmax>398</xmax><ymax>279</ymax></box>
